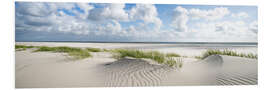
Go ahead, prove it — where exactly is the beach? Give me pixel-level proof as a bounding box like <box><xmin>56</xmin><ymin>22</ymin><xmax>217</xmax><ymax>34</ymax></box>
<box><xmin>15</xmin><ymin>42</ymin><xmax>258</xmax><ymax>88</ymax></box>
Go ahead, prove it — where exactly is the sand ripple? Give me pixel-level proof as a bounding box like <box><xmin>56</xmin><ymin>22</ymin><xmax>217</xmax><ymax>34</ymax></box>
<box><xmin>104</xmin><ymin>58</ymin><xmax>172</xmax><ymax>87</ymax></box>
<box><xmin>195</xmin><ymin>55</ymin><xmax>257</xmax><ymax>85</ymax></box>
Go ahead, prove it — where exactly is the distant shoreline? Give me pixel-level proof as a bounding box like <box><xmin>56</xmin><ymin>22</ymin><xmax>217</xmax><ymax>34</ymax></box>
<box><xmin>15</xmin><ymin>42</ymin><xmax>257</xmax><ymax>49</ymax></box>
<box><xmin>15</xmin><ymin>41</ymin><xmax>258</xmax><ymax>45</ymax></box>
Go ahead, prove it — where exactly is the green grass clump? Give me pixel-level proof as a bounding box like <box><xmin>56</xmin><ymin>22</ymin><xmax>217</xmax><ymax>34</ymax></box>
<box><xmin>147</xmin><ymin>51</ymin><xmax>167</xmax><ymax>64</ymax></box>
<box><xmin>35</xmin><ymin>46</ymin><xmax>91</xmax><ymax>59</ymax></box>
<box><xmin>166</xmin><ymin>53</ymin><xmax>181</xmax><ymax>57</ymax></box>
<box><xmin>194</xmin><ymin>56</ymin><xmax>203</xmax><ymax>59</ymax></box>
<box><xmin>112</xmin><ymin>49</ymin><xmax>183</xmax><ymax>67</ymax></box>
<box><xmin>165</xmin><ymin>59</ymin><xmax>177</xmax><ymax>67</ymax></box>
<box><xmin>86</xmin><ymin>48</ymin><xmax>102</xmax><ymax>52</ymax></box>
<box><xmin>166</xmin><ymin>57</ymin><xmax>183</xmax><ymax>68</ymax></box>
<box><xmin>201</xmin><ymin>49</ymin><xmax>257</xmax><ymax>59</ymax></box>
<box><xmin>103</xmin><ymin>49</ymin><xmax>110</xmax><ymax>52</ymax></box>
<box><xmin>113</xmin><ymin>49</ymin><xmax>166</xmax><ymax>64</ymax></box>
<box><xmin>68</xmin><ymin>50</ymin><xmax>91</xmax><ymax>59</ymax></box>
<box><xmin>15</xmin><ymin>45</ymin><xmax>95</xmax><ymax>59</ymax></box>
<box><xmin>15</xmin><ymin>45</ymin><xmax>35</xmax><ymax>51</ymax></box>
<box><xmin>35</xmin><ymin>46</ymin><xmax>81</xmax><ymax>52</ymax></box>
<box><xmin>178</xmin><ymin>62</ymin><xmax>183</xmax><ymax>68</ymax></box>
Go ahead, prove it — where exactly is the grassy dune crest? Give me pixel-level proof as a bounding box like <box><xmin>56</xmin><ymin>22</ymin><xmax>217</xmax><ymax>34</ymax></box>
<box><xmin>200</xmin><ymin>49</ymin><xmax>258</xmax><ymax>59</ymax></box>
<box><xmin>35</xmin><ymin>46</ymin><xmax>91</xmax><ymax>59</ymax></box>
<box><xmin>166</xmin><ymin>53</ymin><xmax>181</xmax><ymax>57</ymax></box>
<box><xmin>15</xmin><ymin>45</ymin><xmax>97</xmax><ymax>59</ymax></box>
<box><xmin>86</xmin><ymin>48</ymin><xmax>102</xmax><ymax>52</ymax></box>
<box><xmin>112</xmin><ymin>49</ymin><xmax>182</xmax><ymax>67</ymax></box>
<box><xmin>15</xmin><ymin>45</ymin><xmax>35</xmax><ymax>51</ymax></box>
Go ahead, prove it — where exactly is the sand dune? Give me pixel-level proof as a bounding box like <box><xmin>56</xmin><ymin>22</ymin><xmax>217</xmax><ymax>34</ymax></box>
<box><xmin>15</xmin><ymin>42</ymin><xmax>257</xmax><ymax>88</ymax></box>
<box><xmin>104</xmin><ymin>58</ymin><xmax>172</xmax><ymax>87</ymax></box>
<box><xmin>215</xmin><ymin>55</ymin><xmax>257</xmax><ymax>85</ymax></box>
<box><xmin>162</xmin><ymin>55</ymin><xmax>257</xmax><ymax>86</ymax></box>
<box><xmin>15</xmin><ymin>50</ymin><xmax>115</xmax><ymax>88</ymax></box>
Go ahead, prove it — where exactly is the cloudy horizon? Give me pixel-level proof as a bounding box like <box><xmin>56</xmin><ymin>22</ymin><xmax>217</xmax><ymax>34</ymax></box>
<box><xmin>15</xmin><ymin>2</ymin><xmax>258</xmax><ymax>42</ymax></box>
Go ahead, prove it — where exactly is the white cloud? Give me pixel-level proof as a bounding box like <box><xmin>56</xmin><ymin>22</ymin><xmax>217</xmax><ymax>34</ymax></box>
<box><xmin>231</xmin><ymin>12</ymin><xmax>249</xmax><ymax>18</ymax></box>
<box><xmin>129</xmin><ymin>4</ymin><xmax>162</xmax><ymax>29</ymax></box>
<box><xmin>15</xmin><ymin>2</ymin><xmax>93</xmax><ymax>35</ymax></box>
<box><xmin>16</xmin><ymin>3</ymin><xmax>164</xmax><ymax>38</ymax></box>
<box><xmin>75</xmin><ymin>3</ymin><xmax>94</xmax><ymax>19</ymax></box>
<box><xmin>104</xmin><ymin>20</ymin><xmax>123</xmax><ymax>35</ymax></box>
<box><xmin>171</xmin><ymin>6</ymin><xmax>230</xmax><ymax>32</ymax></box>
<box><xmin>189</xmin><ymin>7</ymin><xmax>230</xmax><ymax>21</ymax></box>
<box><xmin>190</xmin><ymin>20</ymin><xmax>257</xmax><ymax>42</ymax></box>
<box><xmin>16</xmin><ymin>2</ymin><xmax>52</xmax><ymax>17</ymax></box>
<box><xmin>48</xmin><ymin>3</ymin><xmax>75</xmax><ymax>12</ymax></box>
<box><xmin>88</xmin><ymin>4</ymin><xmax>129</xmax><ymax>21</ymax></box>
<box><xmin>171</xmin><ymin>6</ymin><xmax>189</xmax><ymax>32</ymax></box>
<box><xmin>55</xmin><ymin>16</ymin><xmax>91</xmax><ymax>35</ymax></box>
<box><xmin>249</xmin><ymin>21</ymin><xmax>258</xmax><ymax>33</ymax></box>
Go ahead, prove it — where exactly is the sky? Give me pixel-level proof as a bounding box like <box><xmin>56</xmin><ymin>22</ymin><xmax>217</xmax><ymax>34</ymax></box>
<box><xmin>15</xmin><ymin>2</ymin><xmax>258</xmax><ymax>42</ymax></box>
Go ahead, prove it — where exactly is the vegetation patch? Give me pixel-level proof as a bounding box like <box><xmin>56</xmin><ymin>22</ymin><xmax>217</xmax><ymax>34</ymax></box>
<box><xmin>112</xmin><ymin>49</ymin><xmax>165</xmax><ymax>63</ymax></box>
<box><xmin>15</xmin><ymin>45</ymin><xmax>185</xmax><ymax>66</ymax></box>
<box><xmin>86</xmin><ymin>48</ymin><xmax>102</xmax><ymax>52</ymax></box>
<box><xmin>15</xmin><ymin>45</ymin><xmax>35</xmax><ymax>51</ymax></box>
<box><xmin>194</xmin><ymin>56</ymin><xmax>203</xmax><ymax>60</ymax></box>
<box><xmin>165</xmin><ymin>59</ymin><xmax>177</xmax><ymax>67</ymax></box>
<box><xmin>103</xmin><ymin>49</ymin><xmax>110</xmax><ymax>52</ymax></box>
<box><xmin>200</xmin><ymin>49</ymin><xmax>257</xmax><ymax>59</ymax></box>
<box><xmin>112</xmin><ymin>49</ymin><xmax>183</xmax><ymax>67</ymax></box>
<box><xmin>35</xmin><ymin>46</ymin><xmax>91</xmax><ymax>59</ymax></box>
<box><xmin>166</xmin><ymin>53</ymin><xmax>181</xmax><ymax>57</ymax></box>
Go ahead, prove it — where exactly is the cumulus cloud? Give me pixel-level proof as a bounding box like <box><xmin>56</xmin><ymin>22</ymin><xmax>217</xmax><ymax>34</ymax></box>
<box><xmin>75</xmin><ymin>3</ymin><xmax>94</xmax><ymax>19</ymax></box>
<box><xmin>190</xmin><ymin>20</ymin><xmax>257</xmax><ymax>42</ymax></box>
<box><xmin>15</xmin><ymin>2</ymin><xmax>93</xmax><ymax>35</ymax></box>
<box><xmin>171</xmin><ymin>6</ymin><xmax>189</xmax><ymax>32</ymax></box>
<box><xmin>249</xmin><ymin>21</ymin><xmax>258</xmax><ymax>33</ymax></box>
<box><xmin>16</xmin><ymin>2</ymin><xmax>53</xmax><ymax>17</ymax></box>
<box><xmin>169</xmin><ymin>5</ymin><xmax>257</xmax><ymax>42</ymax></box>
<box><xmin>189</xmin><ymin>7</ymin><xmax>230</xmax><ymax>20</ymax></box>
<box><xmin>129</xmin><ymin>4</ymin><xmax>162</xmax><ymax>29</ymax></box>
<box><xmin>231</xmin><ymin>12</ymin><xmax>249</xmax><ymax>18</ymax></box>
<box><xmin>88</xmin><ymin>4</ymin><xmax>129</xmax><ymax>21</ymax></box>
<box><xmin>171</xmin><ymin>6</ymin><xmax>230</xmax><ymax>32</ymax></box>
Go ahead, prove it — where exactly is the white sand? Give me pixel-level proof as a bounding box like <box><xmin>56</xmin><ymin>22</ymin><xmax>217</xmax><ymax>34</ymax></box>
<box><xmin>15</xmin><ymin>42</ymin><xmax>257</xmax><ymax>88</ymax></box>
<box><xmin>16</xmin><ymin>49</ymin><xmax>116</xmax><ymax>88</ymax></box>
<box><xmin>162</xmin><ymin>55</ymin><xmax>257</xmax><ymax>86</ymax></box>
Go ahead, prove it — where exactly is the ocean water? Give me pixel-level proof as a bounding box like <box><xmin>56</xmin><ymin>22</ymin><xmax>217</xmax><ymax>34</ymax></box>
<box><xmin>22</xmin><ymin>41</ymin><xmax>258</xmax><ymax>47</ymax></box>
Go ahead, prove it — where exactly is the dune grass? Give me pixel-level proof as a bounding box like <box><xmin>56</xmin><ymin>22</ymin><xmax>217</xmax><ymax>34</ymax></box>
<box><xmin>15</xmin><ymin>45</ymin><xmax>184</xmax><ymax>66</ymax></box>
<box><xmin>15</xmin><ymin>45</ymin><xmax>112</xmax><ymax>59</ymax></box>
<box><xmin>35</xmin><ymin>46</ymin><xmax>91</xmax><ymax>59</ymax></box>
<box><xmin>86</xmin><ymin>48</ymin><xmax>102</xmax><ymax>52</ymax></box>
<box><xmin>165</xmin><ymin>58</ymin><xmax>177</xmax><ymax>67</ymax></box>
<box><xmin>103</xmin><ymin>49</ymin><xmax>111</xmax><ymax>52</ymax></box>
<box><xmin>15</xmin><ymin>45</ymin><xmax>35</xmax><ymax>51</ymax></box>
<box><xmin>112</xmin><ymin>49</ymin><xmax>182</xmax><ymax>67</ymax></box>
<box><xmin>166</xmin><ymin>53</ymin><xmax>181</xmax><ymax>57</ymax></box>
<box><xmin>194</xmin><ymin>56</ymin><xmax>203</xmax><ymax>59</ymax></box>
<box><xmin>200</xmin><ymin>49</ymin><xmax>257</xmax><ymax>59</ymax></box>
<box><xmin>112</xmin><ymin>49</ymin><xmax>166</xmax><ymax>63</ymax></box>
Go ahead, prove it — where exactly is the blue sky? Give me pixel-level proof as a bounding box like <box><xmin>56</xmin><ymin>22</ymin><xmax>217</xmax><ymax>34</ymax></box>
<box><xmin>15</xmin><ymin>2</ymin><xmax>258</xmax><ymax>42</ymax></box>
